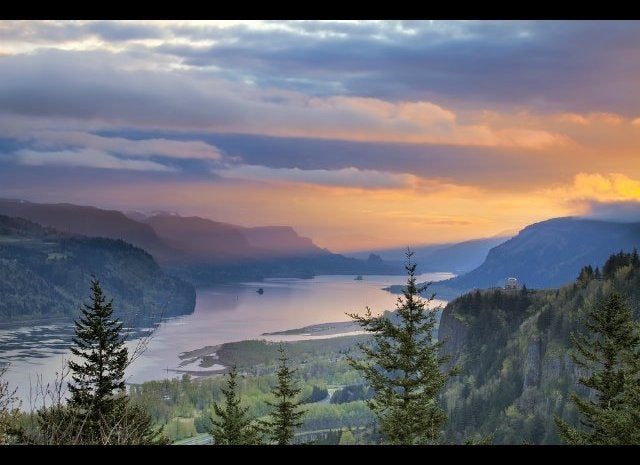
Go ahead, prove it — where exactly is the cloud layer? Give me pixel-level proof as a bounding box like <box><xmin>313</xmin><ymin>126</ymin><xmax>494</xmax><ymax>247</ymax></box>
<box><xmin>1</xmin><ymin>20</ymin><xmax>639</xmax><ymax>250</ymax></box>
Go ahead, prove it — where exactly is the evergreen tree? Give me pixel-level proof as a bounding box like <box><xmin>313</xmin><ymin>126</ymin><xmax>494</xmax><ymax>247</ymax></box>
<box><xmin>555</xmin><ymin>292</ymin><xmax>640</xmax><ymax>444</ymax></box>
<box><xmin>68</xmin><ymin>278</ymin><xmax>128</xmax><ymax>431</ymax></box>
<box><xmin>347</xmin><ymin>251</ymin><xmax>456</xmax><ymax>444</ymax></box>
<box><xmin>209</xmin><ymin>366</ymin><xmax>261</xmax><ymax>445</ymax></box>
<box><xmin>263</xmin><ymin>345</ymin><xmax>306</xmax><ymax>445</ymax></box>
<box><xmin>44</xmin><ymin>278</ymin><xmax>167</xmax><ymax>444</ymax></box>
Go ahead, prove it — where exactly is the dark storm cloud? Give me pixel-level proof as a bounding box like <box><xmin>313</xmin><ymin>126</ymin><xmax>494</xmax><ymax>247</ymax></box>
<box><xmin>0</xmin><ymin>50</ymin><xmax>247</xmax><ymax>127</ymax></box>
<box><xmin>203</xmin><ymin>134</ymin><xmax>557</xmax><ymax>189</ymax></box>
<box><xmin>4</xmin><ymin>21</ymin><xmax>640</xmax><ymax>115</ymax></box>
<box><xmin>154</xmin><ymin>20</ymin><xmax>640</xmax><ymax>115</ymax></box>
<box><xmin>6</xmin><ymin>48</ymin><xmax>548</xmax><ymax>153</ymax></box>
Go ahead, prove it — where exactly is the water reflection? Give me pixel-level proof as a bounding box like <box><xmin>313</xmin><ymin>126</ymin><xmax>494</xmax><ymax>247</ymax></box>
<box><xmin>0</xmin><ymin>273</ymin><xmax>452</xmax><ymax>403</ymax></box>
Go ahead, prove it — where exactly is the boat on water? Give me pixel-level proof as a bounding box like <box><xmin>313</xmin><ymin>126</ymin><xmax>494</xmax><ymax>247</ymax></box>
<box><xmin>354</xmin><ymin>275</ymin><xmax>363</xmax><ymax>281</ymax></box>
<box><xmin>256</xmin><ymin>288</ymin><xmax>264</xmax><ymax>294</ymax></box>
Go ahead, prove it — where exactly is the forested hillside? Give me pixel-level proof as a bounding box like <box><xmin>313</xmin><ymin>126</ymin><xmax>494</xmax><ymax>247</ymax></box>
<box><xmin>439</xmin><ymin>250</ymin><xmax>640</xmax><ymax>443</ymax></box>
<box><xmin>0</xmin><ymin>215</ymin><xmax>195</xmax><ymax>324</ymax></box>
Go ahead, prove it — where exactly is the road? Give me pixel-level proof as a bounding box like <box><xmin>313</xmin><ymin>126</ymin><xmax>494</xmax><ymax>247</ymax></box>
<box><xmin>175</xmin><ymin>434</ymin><xmax>213</xmax><ymax>445</ymax></box>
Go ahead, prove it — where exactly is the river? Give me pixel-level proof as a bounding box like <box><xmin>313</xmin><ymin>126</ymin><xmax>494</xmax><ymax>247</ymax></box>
<box><xmin>0</xmin><ymin>273</ymin><xmax>452</xmax><ymax>406</ymax></box>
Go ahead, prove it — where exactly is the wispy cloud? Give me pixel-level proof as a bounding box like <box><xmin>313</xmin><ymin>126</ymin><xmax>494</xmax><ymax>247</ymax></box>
<box><xmin>16</xmin><ymin>149</ymin><xmax>176</xmax><ymax>172</ymax></box>
<box><xmin>215</xmin><ymin>165</ymin><xmax>416</xmax><ymax>189</ymax></box>
<box><xmin>32</xmin><ymin>131</ymin><xmax>223</xmax><ymax>161</ymax></box>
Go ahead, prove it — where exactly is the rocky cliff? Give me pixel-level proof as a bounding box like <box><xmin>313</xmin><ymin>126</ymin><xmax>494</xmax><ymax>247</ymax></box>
<box><xmin>437</xmin><ymin>254</ymin><xmax>640</xmax><ymax>444</ymax></box>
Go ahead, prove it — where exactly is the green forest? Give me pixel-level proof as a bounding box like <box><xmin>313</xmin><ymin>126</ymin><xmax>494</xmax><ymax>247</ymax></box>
<box><xmin>440</xmin><ymin>250</ymin><xmax>640</xmax><ymax>444</ymax></box>
<box><xmin>2</xmin><ymin>250</ymin><xmax>640</xmax><ymax>445</ymax></box>
<box><xmin>0</xmin><ymin>215</ymin><xmax>195</xmax><ymax>323</ymax></box>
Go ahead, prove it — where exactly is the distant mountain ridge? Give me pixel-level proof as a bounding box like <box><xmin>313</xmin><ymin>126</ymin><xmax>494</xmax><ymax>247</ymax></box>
<box><xmin>0</xmin><ymin>199</ymin><xmax>400</xmax><ymax>285</ymax></box>
<box><xmin>0</xmin><ymin>199</ymin><xmax>330</xmax><ymax>265</ymax></box>
<box><xmin>239</xmin><ymin>225</ymin><xmax>328</xmax><ymax>257</ymax></box>
<box><xmin>349</xmin><ymin>236</ymin><xmax>509</xmax><ymax>274</ymax></box>
<box><xmin>0</xmin><ymin>199</ymin><xmax>182</xmax><ymax>263</ymax></box>
<box><xmin>131</xmin><ymin>215</ymin><xmax>399</xmax><ymax>283</ymax></box>
<box><xmin>141</xmin><ymin>214</ymin><xmax>328</xmax><ymax>263</ymax></box>
<box><xmin>143</xmin><ymin>214</ymin><xmax>258</xmax><ymax>263</ymax></box>
<box><xmin>454</xmin><ymin>217</ymin><xmax>640</xmax><ymax>289</ymax></box>
<box><xmin>391</xmin><ymin>216</ymin><xmax>640</xmax><ymax>299</ymax></box>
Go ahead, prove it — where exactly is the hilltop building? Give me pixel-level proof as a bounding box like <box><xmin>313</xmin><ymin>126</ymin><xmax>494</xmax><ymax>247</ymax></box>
<box><xmin>505</xmin><ymin>277</ymin><xmax>519</xmax><ymax>290</ymax></box>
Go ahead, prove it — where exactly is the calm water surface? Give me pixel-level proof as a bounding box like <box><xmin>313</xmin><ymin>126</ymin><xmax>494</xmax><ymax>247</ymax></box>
<box><xmin>0</xmin><ymin>273</ymin><xmax>451</xmax><ymax>404</ymax></box>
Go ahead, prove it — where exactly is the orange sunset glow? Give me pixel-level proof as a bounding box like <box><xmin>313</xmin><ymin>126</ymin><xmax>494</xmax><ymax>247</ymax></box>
<box><xmin>1</xmin><ymin>20</ymin><xmax>640</xmax><ymax>251</ymax></box>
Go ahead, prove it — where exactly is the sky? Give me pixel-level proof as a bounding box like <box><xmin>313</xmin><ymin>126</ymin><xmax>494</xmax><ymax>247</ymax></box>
<box><xmin>1</xmin><ymin>20</ymin><xmax>640</xmax><ymax>252</ymax></box>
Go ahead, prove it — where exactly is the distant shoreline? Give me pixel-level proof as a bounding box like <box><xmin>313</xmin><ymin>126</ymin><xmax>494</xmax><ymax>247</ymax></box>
<box><xmin>163</xmin><ymin>323</ymin><xmax>368</xmax><ymax>380</ymax></box>
<box><xmin>0</xmin><ymin>315</ymin><xmax>72</xmax><ymax>330</ymax></box>
<box><xmin>261</xmin><ymin>320</ymin><xmax>360</xmax><ymax>337</ymax></box>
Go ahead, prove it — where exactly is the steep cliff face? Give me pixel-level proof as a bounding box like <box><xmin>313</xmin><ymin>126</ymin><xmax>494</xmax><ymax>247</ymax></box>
<box><xmin>522</xmin><ymin>338</ymin><xmax>541</xmax><ymax>390</ymax></box>
<box><xmin>437</xmin><ymin>257</ymin><xmax>640</xmax><ymax>444</ymax></box>
<box><xmin>438</xmin><ymin>307</ymin><xmax>469</xmax><ymax>371</ymax></box>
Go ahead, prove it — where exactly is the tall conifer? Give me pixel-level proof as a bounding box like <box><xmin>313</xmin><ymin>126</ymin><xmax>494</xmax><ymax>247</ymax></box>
<box><xmin>68</xmin><ymin>278</ymin><xmax>128</xmax><ymax>426</ymax></box>
<box><xmin>556</xmin><ymin>292</ymin><xmax>640</xmax><ymax>444</ymax></box>
<box><xmin>347</xmin><ymin>251</ymin><xmax>456</xmax><ymax>444</ymax></box>
<box><xmin>209</xmin><ymin>366</ymin><xmax>261</xmax><ymax>444</ymax></box>
<box><xmin>264</xmin><ymin>346</ymin><xmax>305</xmax><ymax>445</ymax></box>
